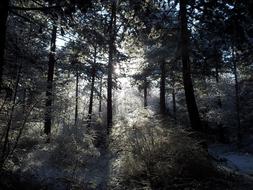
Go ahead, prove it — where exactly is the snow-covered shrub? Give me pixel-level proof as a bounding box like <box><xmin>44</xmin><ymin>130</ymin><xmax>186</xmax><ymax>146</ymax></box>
<box><xmin>49</xmin><ymin>124</ymin><xmax>100</xmax><ymax>169</ymax></box>
<box><xmin>6</xmin><ymin>122</ymin><xmax>101</xmax><ymax>190</ymax></box>
<box><xmin>110</xmin><ymin>109</ymin><xmax>217</xmax><ymax>189</ymax></box>
<box><xmin>122</xmin><ymin>129</ymin><xmax>216</xmax><ymax>189</ymax></box>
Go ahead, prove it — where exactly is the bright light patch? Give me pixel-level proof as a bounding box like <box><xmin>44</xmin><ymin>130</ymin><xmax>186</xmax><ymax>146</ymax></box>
<box><xmin>114</xmin><ymin>64</ymin><xmax>121</xmax><ymax>75</ymax></box>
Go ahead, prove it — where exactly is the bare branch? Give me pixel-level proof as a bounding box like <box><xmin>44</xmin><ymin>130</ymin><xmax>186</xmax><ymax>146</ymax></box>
<box><xmin>9</xmin><ymin>5</ymin><xmax>62</xmax><ymax>11</ymax></box>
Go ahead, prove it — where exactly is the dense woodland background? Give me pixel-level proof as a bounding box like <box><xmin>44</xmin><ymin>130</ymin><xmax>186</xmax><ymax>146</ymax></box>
<box><xmin>0</xmin><ymin>0</ymin><xmax>253</xmax><ymax>189</ymax></box>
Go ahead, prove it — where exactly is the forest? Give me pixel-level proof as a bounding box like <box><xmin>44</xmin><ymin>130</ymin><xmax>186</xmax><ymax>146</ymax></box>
<box><xmin>0</xmin><ymin>0</ymin><xmax>253</xmax><ymax>189</ymax></box>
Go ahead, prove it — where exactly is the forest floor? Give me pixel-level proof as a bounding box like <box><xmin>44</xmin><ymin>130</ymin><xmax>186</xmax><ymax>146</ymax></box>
<box><xmin>83</xmin><ymin>147</ymin><xmax>111</xmax><ymax>190</ymax></box>
<box><xmin>209</xmin><ymin>143</ymin><xmax>253</xmax><ymax>176</ymax></box>
<box><xmin>0</xmin><ymin>140</ymin><xmax>112</xmax><ymax>190</ymax></box>
<box><xmin>1</xmin><ymin>148</ymin><xmax>253</xmax><ymax>190</ymax></box>
<box><xmin>1</xmin><ymin>112</ymin><xmax>253</xmax><ymax>189</ymax></box>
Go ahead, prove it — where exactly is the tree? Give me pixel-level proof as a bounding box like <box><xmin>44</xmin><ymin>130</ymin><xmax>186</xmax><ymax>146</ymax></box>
<box><xmin>0</xmin><ymin>55</ymin><xmax>22</xmax><ymax>167</ymax></box>
<box><xmin>75</xmin><ymin>69</ymin><xmax>79</xmax><ymax>126</ymax></box>
<box><xmin>88</xmin><ymin>44</ymin><xmax>98</xmax><ymax>127</ymax></box>
<box><xmin>44</xmin><ymin>19</ymin><xmax>57</xmax><ymax>141</ymax></box>
<box><xmin>107</xmin><ymin>0</ymin><xmax>117</xmax><ymax>132</ymax></box>
<box><xmin>0</xmin><ymin>0</ymin><xmax>10</xmax><ymax>89</ymax></box>
<box><xmin>160</xmin><ymin>59</ymin><xmax>166</xmax><ymax>114</ymax></box>
<box><xmin>179</xmin><ymin>0</ymin><xmax>202</xmax><ymax>131</ymax></box>
<box><xmin>132</xmin><ymin>67</ymin><xmax>151</xmax><ymax>108</ymax></box>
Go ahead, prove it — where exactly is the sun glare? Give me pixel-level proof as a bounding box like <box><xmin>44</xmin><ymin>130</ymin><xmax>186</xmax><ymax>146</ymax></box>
<box><xmin>114</xmin><ymin>64</ymin><xmax>121</xmax><ymax>75</ymax></box>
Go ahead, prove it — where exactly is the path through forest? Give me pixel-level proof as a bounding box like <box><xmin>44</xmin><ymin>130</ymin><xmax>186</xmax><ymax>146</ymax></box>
<box><xmin>83</xmin><ymin>147</ymin><xmax>110</xmax><ymax>190</ymax></box>
<box><xmin>209</xmin><ymin>144</ymin><xmax>253</xmax><ymax>176</ymax></box>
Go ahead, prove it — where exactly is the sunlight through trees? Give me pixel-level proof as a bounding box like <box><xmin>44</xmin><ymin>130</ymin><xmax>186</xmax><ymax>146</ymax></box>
<box><xmin>0</xmin><ymin>0</ymin><xmax>253</xmax><ymax>189</ymax></box>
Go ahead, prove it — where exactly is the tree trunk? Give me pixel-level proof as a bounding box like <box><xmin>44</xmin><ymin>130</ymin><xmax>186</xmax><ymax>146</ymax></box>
<box><xmin>88</xmin><ymin>46</ymin><xmax>97</xmax><ymax>127</ymax></box>
<box><xmin>172</xmin><ymin>74</ymin><xmax>177</xmax><ymax>121</ymax></box>
<box><xmin>179</xmin><ymin>0</ymin><xmax>202</xmax><ymax>131</ymax></box>
<box><xmin>232</xmin><ymin>26</ymin><xmax>241</xmax><ymax>145</ymax></box>
<box><xmin>144</xmin><ymin>76</ymin><xmax>148</xmax><ymax>107</ymax></box>
<box><xmin>99</xmin><ymin>76</ymin><xmax>103</xmax><ymax>115</ymax></box>
<box><xmin>214</xmin><ymin>51</ymin><xmax>221</xmax><ymax>102</ymax></box>
<box><xmin>44</xmin><ymin>23</ymin><xmax>57</xmax><ymax>140</ymax></box>
<box><xmin>74</xmin><ymin>70</ymin><xmax>79</xmax><ymax>126</ymax></box>
<box><xmin>22</xmin><ymin>89</ymin><xmax>26</xmax><ymax>113</ymax></box>
<box><xmin>107</xmin><ymin>1</ymin><xmax>117</xmax><ymax>133</ymax></box>
<box><xmin>0</xmin><ymin>0</ymin><xmax>9</xmax><ymax>89</ymax></box>
<box><xmin>0</xmin><ymin>61</ymin><xmax>22</xmax><ymax>168</ymax></box>
<box><xmin>160</xmin><ymin>60</ymin><xmax>166</xmax><ymax>114</ymax></box>
<box><xmin>233</xmin><ymin>52</ymin><xmax>241</xmax><ymax>144</ymax></box>
<box><xmin>214</xmin><ymin>52</ymin><xmax>225</xmax><ymax>143</ymax></box>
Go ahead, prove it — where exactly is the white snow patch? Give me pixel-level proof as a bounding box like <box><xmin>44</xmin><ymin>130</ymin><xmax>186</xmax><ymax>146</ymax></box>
<box><xmin>209</xmin><ymin>144</ymin><xmax>253</xmax><ymax>176</ymax></box>
<box><xmin>223</xmin><ymin>153</ymin><xmax>253</xmax><ymax>175</ymax></box>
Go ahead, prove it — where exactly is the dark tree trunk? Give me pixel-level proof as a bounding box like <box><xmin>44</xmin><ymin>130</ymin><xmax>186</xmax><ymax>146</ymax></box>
<box><xmin>0</xmin><ymin>0</ymin><xmax>9</xmax><ymax>89</ymax></box>
<box><xmin>99</xmin><ymin>76</ymin><xmax>103</xmax><ymax>114</ymax></box>
<box><xmin>214</xmin><ymin>52</ymin><xmax>225</xmax><ymax>143</ymax></box>
<box><xmin>74</xmin><ymin>70</ymin><xmax>79</xmax><ymax>126</ymax></box>
<box><xmin>232</xmin><ymin>29</ymin><xmax>241</xmax><ymax>145</ymax></box>
<box><xmin>179</xmin><ymin>0</ymin><xmax>202</xmax><ymax>131</ymax></box>
<box><xmin>44</xmin><ymin>23</ymin><xmax>57</xmax><ymax>139</ymax></box>
<box><xmin>233</xmin><ymin>52</ymin><xmax>241</xmax><ymax>144</ymax></box>
<box><xmin>230</xmin><ymin>3</ymin><xmax>241</xmax><ymax>146</ymax></box>
<box><xmin>1</xmin><ymin>61</ymin><xmax>22</xmax><ymax>168</ymax></box>
<box><xmin>22</xmin><ymin>88</ymin><xmax>27</xmax><ymax>113</ymax></box>
<box><xmin>160</xmin><ymin>60</ymin><xmax>166</xmax><ymax>114</ymax></box>
<box><xmin>172</xmin><ymin>87</ymin><xmax>176</xmax><ymax>117</ymax></box>
<box><xmin>172</xmin><ymin>75</ymin><xmax>176</xmax><ymax>121</ymax></box>
<box><xmin>214</xmin><ymin>51</ymin><xmax>221</xmax><ymax>96</ymax></box>
<box><xmin>144</xmin><ymin>76</ymin><xmax>148</xmax><ymax>107</ymax></box>
<box><xmin>88</xmin><ymin>46</ymin><xmax>97</xmax><ymax>127</ymax></box>
<box><xmin>107</xmin><ymin>1</ymin><xmax>116</xmax><ymax>133</ymax></box>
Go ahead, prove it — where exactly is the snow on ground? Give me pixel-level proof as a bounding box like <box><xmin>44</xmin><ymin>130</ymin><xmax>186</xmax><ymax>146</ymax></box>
<box><xmin>208</xmin><ymin>144</ymin><xmax>253</xmax><ymax>176</ymax></box>
<box><xmin>223</xmin><ymin>153</ymin><xmax>253</xmax><ymax>175</ymax></box>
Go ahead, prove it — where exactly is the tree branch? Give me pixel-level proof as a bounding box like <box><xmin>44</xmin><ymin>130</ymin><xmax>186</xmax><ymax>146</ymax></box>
<box><xmin>9</xmin><ymin>5</ymin><xmax>62</xmax><ymax>11</ymax></box>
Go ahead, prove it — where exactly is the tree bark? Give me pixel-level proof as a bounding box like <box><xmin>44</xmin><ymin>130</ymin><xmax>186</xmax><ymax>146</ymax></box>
<box><xmin>160</xmin><ymin>60</ymin><xmax>166</xmax><ymax>114</ymax></box>
<box><xmin>172</xmin><ymin>74</ymin><xmax>177</xmax><ymax>121</ymax></box>
<box><xmin>74</xmin><ymin>70</ymin><xmax>79</xmax><ymax>126</ymax></box>
<box><xmin>107</xmin><ymin>1</ymin><xmax>117</xmax><ymax>133</ymax></box>
<box><xmin>0</xmin><ymin>0</ymin><xmax>10</xmax><ymax>89</ymax></box>
<box><xmin>44</xmin><ymin>23</ymin><xmax>57</xmax><ymax>139</ymax></box>
<box><xmin>179</xmin><ymin>0</ymin><xmax>202</xmax><ymax>131</ymax></box>
<box><xmin>99</xmin><ymin>76</ymin><xmax>103</xmax><ymax>114</ymax></box>
<box><xmin>88</xmin><ymin>46</ymin><xmax>97</xmax><ymax>127</ymax></box>
<box><xmin>232</xmin><ymin>24</ymin><xmax>241</xmax><ymax>145</ymax></box>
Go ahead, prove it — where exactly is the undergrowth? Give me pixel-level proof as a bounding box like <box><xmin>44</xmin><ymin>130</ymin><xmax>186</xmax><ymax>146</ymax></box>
<box><xmin>110</xmin><ymin>108</ymin><xmax>235</xmax><ymax>190</ymax></box>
